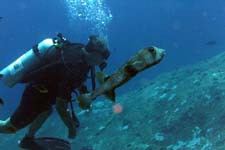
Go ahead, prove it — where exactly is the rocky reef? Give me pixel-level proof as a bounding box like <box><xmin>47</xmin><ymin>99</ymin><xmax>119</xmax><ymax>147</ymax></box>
<box><xmin>1</xmin><ymin>51</ymin><xmax>225</xmax><ymax>149</ymax></box>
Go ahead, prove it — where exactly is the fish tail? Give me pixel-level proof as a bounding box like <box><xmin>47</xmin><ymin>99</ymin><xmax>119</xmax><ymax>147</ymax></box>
<box><xmin>104</xmin><ymin>89</ymin><xmax>116</xmax><ymax>102</ymax></box>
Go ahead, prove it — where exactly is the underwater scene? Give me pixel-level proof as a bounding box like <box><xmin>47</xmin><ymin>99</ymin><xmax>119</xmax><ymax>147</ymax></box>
<box><xmin>0</xmin><ymin>0</ymin><xmax>225</xmax><ymax>149</ymax></box>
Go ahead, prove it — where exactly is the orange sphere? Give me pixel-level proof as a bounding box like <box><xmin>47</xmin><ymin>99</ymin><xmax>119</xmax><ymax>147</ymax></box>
<box><xmin>113</xmin><ymin>103</ymin><xmax>123</xmax><ymax>114</ymax></box>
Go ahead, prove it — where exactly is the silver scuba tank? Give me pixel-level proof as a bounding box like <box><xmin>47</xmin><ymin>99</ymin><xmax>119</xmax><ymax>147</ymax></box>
<box><xmin>0</xmin><ymin>38</ymin><xmax>63</xmax><ymax>88</ymax></box>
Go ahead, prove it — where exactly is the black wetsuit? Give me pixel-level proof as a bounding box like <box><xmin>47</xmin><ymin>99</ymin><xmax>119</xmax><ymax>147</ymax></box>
<box><xmin>10</xmin><ymin>43</ymin><xmax>90</xmax><ymax>130</ymax></box>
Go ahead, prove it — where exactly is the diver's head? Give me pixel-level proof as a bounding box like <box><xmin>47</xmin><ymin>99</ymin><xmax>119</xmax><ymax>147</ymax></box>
<box><xmin>84</xmin><ymin>35</ymin><xmax>110</xmax><ymax>69</ymax></box>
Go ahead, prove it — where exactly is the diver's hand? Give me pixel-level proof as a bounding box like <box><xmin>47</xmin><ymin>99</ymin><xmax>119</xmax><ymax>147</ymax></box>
<box><xmin>77</xmin><ymin>93</ymin><xmax>92</xmax><ymax>110</ymax></box>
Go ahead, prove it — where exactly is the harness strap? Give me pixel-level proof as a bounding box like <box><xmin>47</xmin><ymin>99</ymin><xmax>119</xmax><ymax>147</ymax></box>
<box><xmin>32</xmin><ymin>44</ymin><xmax>41</xmax><ymax>58</ymax></box>
<box><xmin>70</xmin><ymin>90</ymin><xmax>80</xmax><ymax>127</ymax></box>
<box><xmin>91</xmin><ymin>66</ymin><xmax>96</xmax><ymax>91</ymax></box>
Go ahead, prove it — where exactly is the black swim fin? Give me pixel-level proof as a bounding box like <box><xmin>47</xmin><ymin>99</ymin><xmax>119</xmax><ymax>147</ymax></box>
<box><xmin>20</xmin><ymin>137</ymin><xmax>71</xmax><ymax>150</ymax></box>
<box><xmin>18</xmin><ymin>136</ymin><xmax>43</xmax><ymax>150</ymax></box>
<box><xmin>104</xmin><ymin>89</ymin><xmax>116</xmax><ymax>102</ymax></box>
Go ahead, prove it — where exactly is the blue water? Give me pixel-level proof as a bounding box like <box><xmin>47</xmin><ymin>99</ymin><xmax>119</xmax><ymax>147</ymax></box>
<box><xmin>0</xmin><ymin>0</ymin><xmax>225</xmax><ymax>148</ymax></box>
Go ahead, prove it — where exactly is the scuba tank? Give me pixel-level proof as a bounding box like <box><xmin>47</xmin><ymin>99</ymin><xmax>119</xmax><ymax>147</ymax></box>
<box><xmin>0</xmin><ymin>33</ymin><xmax>66</xmax><ymax>88</ymax></box>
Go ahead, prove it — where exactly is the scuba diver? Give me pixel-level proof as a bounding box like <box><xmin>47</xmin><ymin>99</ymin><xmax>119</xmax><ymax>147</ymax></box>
<box><xmin>0</xmin><ymin>33</ymin><xmax>110</xmax><ymax>148</ymax></box>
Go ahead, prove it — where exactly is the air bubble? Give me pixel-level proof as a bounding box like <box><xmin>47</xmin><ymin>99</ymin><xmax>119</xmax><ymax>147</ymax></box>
<box><xmin>64</xmin><ymin>0</ymin><xmax>113</xmax><ymax>36</ymax></box>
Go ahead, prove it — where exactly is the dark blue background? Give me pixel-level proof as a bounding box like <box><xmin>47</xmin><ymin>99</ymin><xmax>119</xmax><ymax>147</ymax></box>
<box><xmin>0</xmin><ymin>0</ymin><xmax>225</xmax><ymax>117</ymax></box>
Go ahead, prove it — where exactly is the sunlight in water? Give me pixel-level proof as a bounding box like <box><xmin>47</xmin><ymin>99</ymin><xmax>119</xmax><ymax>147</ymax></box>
<box><xmin>64</xmin><ymin>0</ymin><xmax>113</xmax><ymax>36</ymax></box>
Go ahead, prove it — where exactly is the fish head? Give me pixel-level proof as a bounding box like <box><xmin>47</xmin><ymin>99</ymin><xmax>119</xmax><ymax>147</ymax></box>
<box><xmin>145</xmin><ymin>46</ymin><xmax>165</xmax><ymax>64</ymax></box>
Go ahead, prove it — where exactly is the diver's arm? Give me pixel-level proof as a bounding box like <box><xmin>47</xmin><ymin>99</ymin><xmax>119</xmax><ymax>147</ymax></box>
<box><xmin>55</xmin><ymin>97</ymin><xmax>76</xmax><ymax>138</ymax></box>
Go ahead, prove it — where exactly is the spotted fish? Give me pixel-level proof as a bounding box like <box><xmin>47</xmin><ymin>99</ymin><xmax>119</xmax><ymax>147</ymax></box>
<box><xmin>77</xmin><ymin>46</ymin><xmax>165</xmax><ymax>109</ymax></box>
